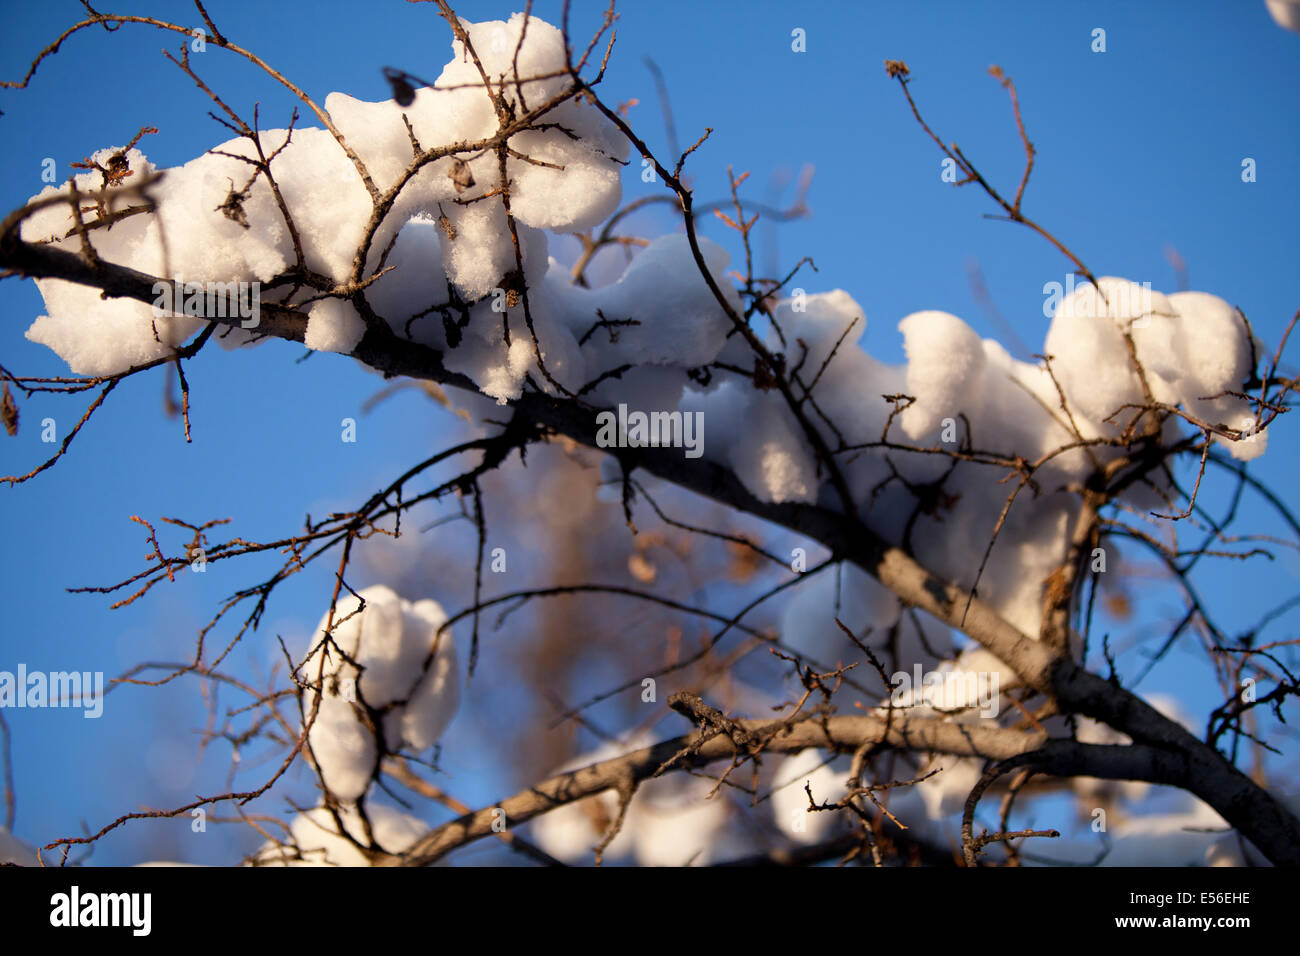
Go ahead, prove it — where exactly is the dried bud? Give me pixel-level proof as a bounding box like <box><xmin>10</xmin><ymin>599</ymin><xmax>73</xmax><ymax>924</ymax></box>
<box><xmin>449</xmin><ymin>158</ymin><xmax>475</xmax><ymax>193</ymax></box>
<box><xmin>104</xmin><ymin>152</ymin><xmax>133</xmax><ymax>185</ymax></box>
<box><xmin>216</xmin><ymin>186</ymin><xmax>249</xmax><ymax>229</ymax></box>
<box><xmin>384</xmin><ymin>69</ymin><xmax>416</xmax><ymax>107</ymax></box>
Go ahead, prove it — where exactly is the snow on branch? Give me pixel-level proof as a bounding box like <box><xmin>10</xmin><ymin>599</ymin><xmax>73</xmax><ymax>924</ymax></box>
<box><xmin>1</xmin><ymin>1</ymin><xmax>1297</xmax><ymax>868</ymax></box>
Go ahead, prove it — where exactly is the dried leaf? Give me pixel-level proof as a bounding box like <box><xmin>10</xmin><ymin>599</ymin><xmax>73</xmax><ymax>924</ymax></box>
<box><xmin>1</xmin><ymin>381</ymin><xmax>18</xmax><ymax>436</ymax></box>
<box><xmin>628</xmin><ymin>552</ymin><xmax>656</xmax><ymax>584</ymax></box>
<box><xmin>449</xmin><ymin>158</ymin><xmax>475</xmax><ymax>193</ymax></box>
<box><xmin>386</xmin><ymin>70</ymin><xmax>416</xmax><ymax>107</ymax></box>
<box><xmin>1041</xmin><ymin>566</ymin><xmax>1068</xmax><ymax>610</ymax></box>
<box><xmin>726</xmin><ymin>539</ymin><xmax>762</xmax><ymax>583</ymax></box>
<box><xmin>1104</xmin><ymin>591</ymin><xmax>1132</xmax><ymax>621</ymax></box>
<box><xmin>104</xmin><ymin>152</ymin><xmax>133</xmax><ymax>186</ymax></box>
<box><xmin>216</xmin><ymin>187</ymin><xmax>249</xmax><ymax>228</ymax></box>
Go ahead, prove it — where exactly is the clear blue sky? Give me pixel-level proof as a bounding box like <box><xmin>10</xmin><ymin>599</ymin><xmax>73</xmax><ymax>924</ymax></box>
<box><xmin>1</xmin><ymin>1</ymin><xmax>1297</xmax><ymax>863</ymax></box>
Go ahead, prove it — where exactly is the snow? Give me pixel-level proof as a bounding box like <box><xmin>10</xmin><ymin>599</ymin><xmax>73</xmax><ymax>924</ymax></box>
<box><xmin>304</xmin><ymin>692</ymin><xmax>378</xmax><ymax>803</ymax></box>
<box><xmin>301</xmin><ymin>584</ymin><xmax>459</xmax><ymax>802</ymax></box>
<box><xmin>253</xmin><ymin>803</ymin><xmax>429</xmax><ymax>866</ymax></box>
<box><xmin>631</xmin><ymin>778</ymin><xmax>731</xmax><ymax>866</ymax></box>
<box><xmin>14</xmin><ymin>0</ymin><xmax>1267</xmax><ymax>513</ymax></box>
<box><xmin>1267</xmin><ymin>0</ymin><xmax>1300</xmax><ymax>31</ymax></box>
<box><xmin>913</xmin><ymin>755</ymin><xmax>985</xmax><ymax>822</ymax></box>
<box><xmin>441</xmin><ymin>201</ymin><xmax>547</xmax><ymax>302</ymax></box>
<box><xmin>19</xmin><ymin>13</ymin><xmax>624</xmax><ymax>381</ymax></box>
<box><xmin>530</xmin><ymin>790</ymin><xmax>637</xmax><ymax>863</ymax></box>
<box><xmin>1036</xmin><ymin>797</ymin><xmax>1238</xmax><ymax>867</ymax></box>
<box><xmin>897</xmin><ymin>310</ymin><xmax>986</xmax><ymax>441</ymax></box>
<box><xmin>0</xmin><ymin>826</ymin><xmax>36</xmax><ymax>865</ymax></box>
<box><xmin>25</xmin><ymin>280</ymin><xmax>192</xmax><ymax>378</ymax></box>
<box><xmin>134</xmin><ymin>861</ymin><xmax>202</xmax><ymax>866</ymax></box>
<box><xmin>887</xmin><ymin>646</ymin><xmax>1013</xmax><ymax>718</ymax></box>
<box><xmin>1070</xmin><ymin>693</ymin><xmax>1194</xmax><ymax>804</ymax></box>
<box><xmin>431</xmin><ymin>14</ymin><xmax>629</xmax><ymax>232</ymax></box>
<box><xmin>529</xmin><ymin>732</ymin><xmax>730</xmax><ymax>865</ymax></box>
<box><xmin>558</xmin><ymin>235</ymin><xmax>739</xmax><ymax>368</ymax></box>
<box><xmin>18</xmin><ymin>11</ymin><xmax>1265</xmax><ymax>524</ymax></box>
<box><xmin>304</xmin><ymin>298</ymin><xmax>366</xmax><ymax>354</ymax></box>
<box><xmin>725</xmin><ymin>392</ymin><xmax>819</xmax><ymax>504</ymax></box>
<box><xmin>781</xmin><ymin>563</ymin><xmax>900</xmax><ymax>656</ymax></box>
<box><xmin>1042</xmin><ymin>278</ymin><xmax>1263</xmax><ymax>458</ymax></box>
<box><xmin>1164</xmin><ymin>291</ymin><xmax>1264</xmax><ymax>456</ymax></box>
<box><xmin>1043</xmin><ymin>276</ymin><xmax>1171</xmax><ymax>428</ymax></box>
<box><xmin>9</xmin><ymin>10</ymin><xmax>1280</xmax><ymax>866</ymax></box>
<box><xmin>365</xmin><ymin>217</ymin><xmax>448</xmax><ymax>348</ymax></box>
<box><xmin>771</xmin><ymin>749</ymin><xmax>846</xmax><ymax>844</ymax></box>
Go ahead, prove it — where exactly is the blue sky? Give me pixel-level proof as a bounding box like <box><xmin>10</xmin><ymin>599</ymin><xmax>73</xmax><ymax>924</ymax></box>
<box><xmin>0</xmin><ymin>0</ymin><xmax>1297</xmax><ymax>864</ymax></box>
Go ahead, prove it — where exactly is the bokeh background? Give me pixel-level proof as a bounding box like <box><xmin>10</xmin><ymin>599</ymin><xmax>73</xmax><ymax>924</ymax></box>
<box><xmin>0</xmin><ymin>0</ymin><xmax>1297</xmax><ymax>864</ymax></box>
